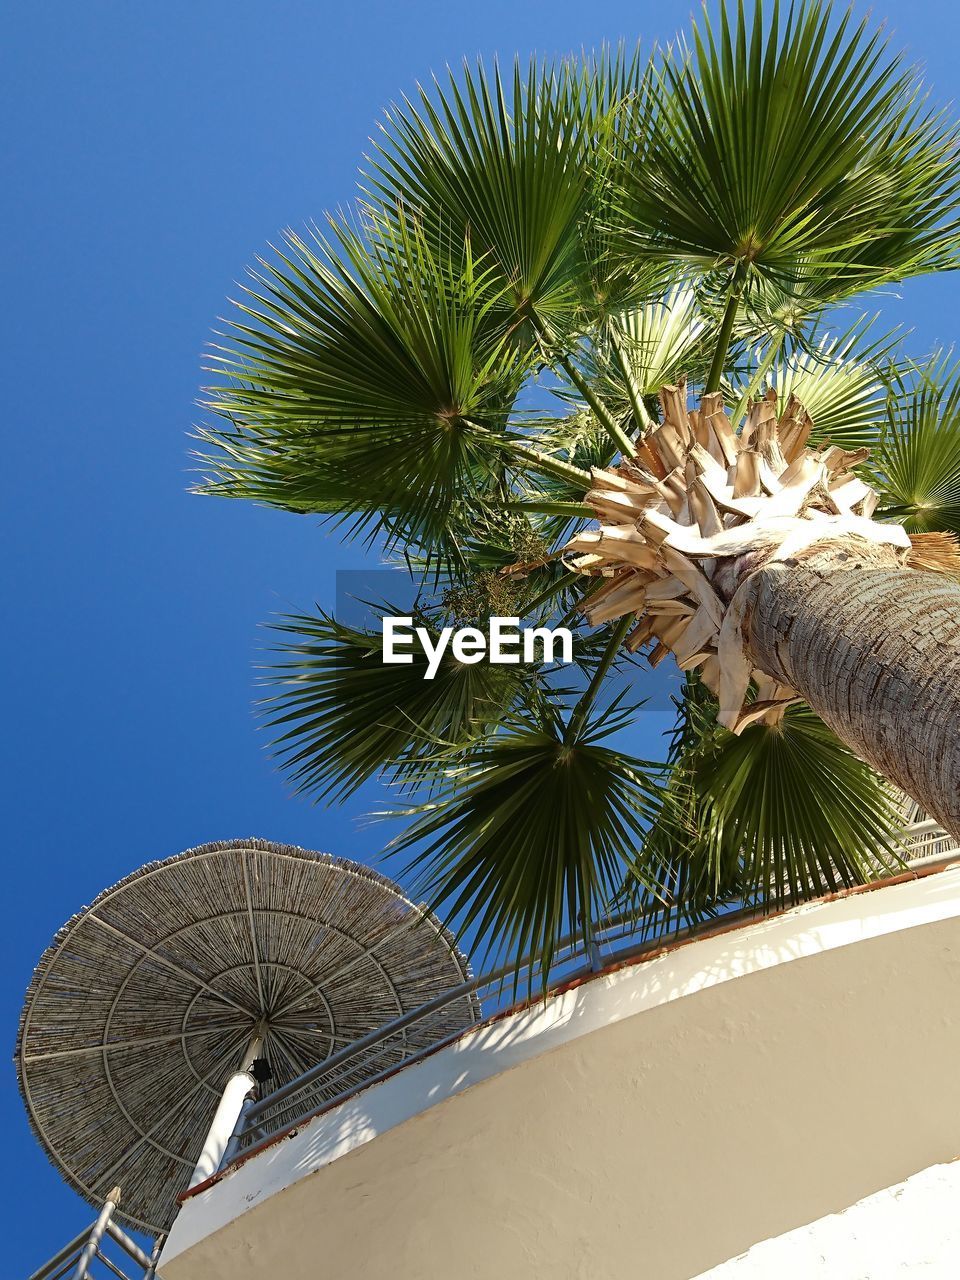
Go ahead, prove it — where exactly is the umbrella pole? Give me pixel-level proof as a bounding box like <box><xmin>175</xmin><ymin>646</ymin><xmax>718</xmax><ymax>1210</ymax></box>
<box><xmin>71</xmin><ymin>1187</ymin><xmax>120</xmax><ymax>1280</ymax></box>
<box><xmin>187</xmin><ymin>1024</ymin><xmax>265</xmax><ymax>1190</ymax></box>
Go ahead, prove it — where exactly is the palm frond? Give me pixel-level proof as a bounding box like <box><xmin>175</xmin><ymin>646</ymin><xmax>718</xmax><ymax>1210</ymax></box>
<box><xmin>635</xmin><ymin>680</ymin><xmax>903</xmax><ymax>916</ymax></box>
<box><xmin>906</xmin><ymin>531</ymin><xmax>960</xmax><ymax>578</ymax></box>
<box><xmin>873</xmin><ymin>351</ymin><xmax>960</xmax><ymax>532</ymax></box>
<box><xmin>260</xmin><ymin>609</ymin><xmax>529</xmax><ymax>802</ymax></box>
<box><xmin>728</xmin><ymin>315</ymin><xmax>899</xmax><ymax>447</ymax></box>
<box><xmin>618</xmin><ymin>0</ymin><xmax>960</xmax><ymax>296</ymax></box>
<box><xmin>195</xmin><ymin>219</ymin><xmax>530</xmax><ymax>553</ymax></box>
<box><xmin>363</xmin><ymin>48</ymin><xmax>651</xmax><ymax>335</ymax></box>
<box><xmin>586</xmin><ymin>285</ymin><xmax>713</xmax><ymax>426</ymax></box>
<box><xmin>506</xmin><ymin>408</ymin><xmax>617</xmax><ymax>546</ymax></box>
<box><xmin>385</xmin><ymin>698</ymin><xmax>664</xmax><ymax>983</ymax></box>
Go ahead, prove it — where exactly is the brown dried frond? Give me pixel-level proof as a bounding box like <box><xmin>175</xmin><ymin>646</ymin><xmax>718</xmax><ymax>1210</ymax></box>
<box><xmin>906</xmin><ymin>531</ymin><xmax>960</xmax><ymax>579</ymax></box>
<box><xmin>564</xmin><ymin>383</ymin><xmax>912</xmax><ymax>733</ymax></box>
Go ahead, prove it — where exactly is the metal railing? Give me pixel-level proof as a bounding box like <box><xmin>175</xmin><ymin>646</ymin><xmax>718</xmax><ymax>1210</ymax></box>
<box><xmin>897</xmin><ymin>816</ymin><xmax>957</xmax><ymax>865</ymax></box>
<box><xmin>28</xmin><ymin>1189</ymin><xmax>163</xmax><ymax>1280</ymax></box>
<box><xmin>215</xmin><ymin>819</ymin><xmax>960</xmax><ymax>1175</ymax></box>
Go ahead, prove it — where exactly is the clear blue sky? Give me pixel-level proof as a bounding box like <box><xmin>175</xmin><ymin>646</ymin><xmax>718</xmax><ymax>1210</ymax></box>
<box><xmin>3</xmin><ymin>0</ymin><xmax>959</xmax><ymax>1269</ymax></box>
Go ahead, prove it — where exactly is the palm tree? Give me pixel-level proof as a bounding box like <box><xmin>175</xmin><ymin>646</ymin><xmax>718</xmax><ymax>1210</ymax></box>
<box><xmin>195</xmin><ymin>1</ymin><xmax>960</xmax><ymax>976</ymax></box>
<box><xmin>566</xmin><ymin>372</ymin><xmax>960</xmax><ymax>840</ymax></box>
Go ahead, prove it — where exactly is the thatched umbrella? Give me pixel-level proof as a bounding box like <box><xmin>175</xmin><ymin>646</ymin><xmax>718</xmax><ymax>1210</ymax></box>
<box><xmin>16</xmin><ymin>838</ymin><xmax>479</xmax><ymax>1234</ymax></box>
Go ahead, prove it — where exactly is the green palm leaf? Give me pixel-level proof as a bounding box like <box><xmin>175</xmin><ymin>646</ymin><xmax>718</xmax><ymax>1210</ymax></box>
<box><xmin>364</xmin><ymin>49</ymin><xmax>649</xmax><ymax>335</ymax></box>
<box><xmin>619</xmin><ymin>1</ymin><xmax>960</xmax><ymax>294</ymax></box>
<box><xmin>727</xmin><ymin>315</ymin><xmax>899</xmax><ymax>447</ymax></box>
<box><xmin>260</xmin><ymin>609</ymin><xmax>529</xmax><ymax>802</ymax></box>
<box><xmin>504</xmin><ymin>408</ymin><xmax>618</xmax><ymax>548</ymax></box>
<box><xmin>637</xmin><ymin>680</ymin><xmax>902</xmax><ymax>916</ymax></box>
<box><xmin>874</xmin><ymin>352</ymin><xmax>960</xmax><ymax>532</ymax></box>
<box><xmin>586</xmin><ymin>286</ymin><xmax>713</xmax><ymax>428</ymax></box>
<box><xmin>195</xmin><ymin>219</ymin><xmax>530</xmax><ymax>552</ymax></box>
<box><xmin>385</xmin><ymin>698</ymin><xmax>664</xmax><ymax>982</ymax></box>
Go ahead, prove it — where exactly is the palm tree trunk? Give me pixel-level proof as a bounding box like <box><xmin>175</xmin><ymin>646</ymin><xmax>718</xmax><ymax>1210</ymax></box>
<box><xmin>746</xmin><ymin>548</ymin><xmax>960</xmax><ymax>840</ymax></box>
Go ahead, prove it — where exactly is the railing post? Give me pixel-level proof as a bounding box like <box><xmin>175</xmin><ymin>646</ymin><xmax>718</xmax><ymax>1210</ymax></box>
<box><xmin>144</xmin><ymin>1234</ymin><xmax>165</xmax><ymax>1280</ymax></box>
<box><xmin>105</xmin><ymin>1221</ymin><xmax>154</xmax><ymax>1271</ymax></box>
<box><xmin>27</xmin><ymin>1226</ymin><xmax>94</xmax><ymax>1280</ymax></box>
<box><xmin>71</xmin><ymin>1187</ymin><xmax>120</xmax><ymax>1280</ymax></box>
<box><xmin>219</xmin><ymin>1092</ymin><xmax>258</xmax><ymax>1170</ymax></box>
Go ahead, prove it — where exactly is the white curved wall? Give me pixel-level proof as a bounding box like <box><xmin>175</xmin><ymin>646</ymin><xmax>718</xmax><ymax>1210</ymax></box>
<box><xmin>161</xmin><ymin>866</ymin><xmax>960</xmax><ymax>1280</ymax></box>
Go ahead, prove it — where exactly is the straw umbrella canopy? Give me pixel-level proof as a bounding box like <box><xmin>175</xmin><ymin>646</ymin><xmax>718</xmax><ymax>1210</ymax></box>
<box><xmin>16</xmin><ymin>839</ymin><xmax>479</xmax><ymax>1234</ymax></box>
